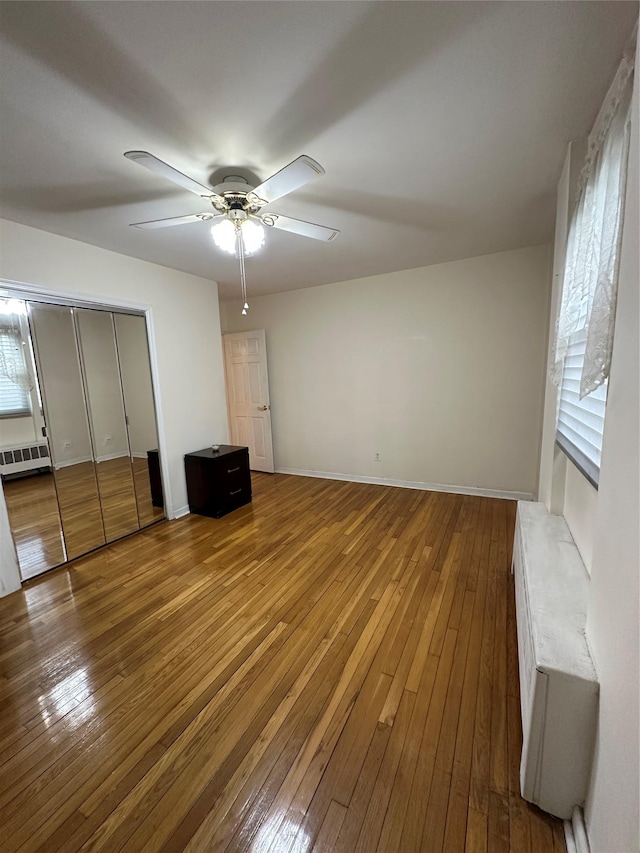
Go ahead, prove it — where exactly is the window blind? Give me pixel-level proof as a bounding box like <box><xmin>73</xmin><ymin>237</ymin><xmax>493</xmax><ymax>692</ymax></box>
<box><xmin>0</xmin><ymin>326</ymin><xmax>31</xmax><ymax>417</ymax></box>
<box><xmin>556</xmin><ymin>328</ymin><xmax>607</xmax><ymax>488</ymax></box>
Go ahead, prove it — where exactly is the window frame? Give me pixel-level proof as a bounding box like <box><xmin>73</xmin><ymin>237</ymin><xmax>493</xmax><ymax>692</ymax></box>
<box><xmin>552</xmin><ymin>54</ymin><xmax>633</xmax><ymax>487</ymax></box>
<box><xmin>0</xmin><ymin>324</ymin><xmax>32</xmax><ymax>419</ymax></box>
<box><xmin>555</xmin><ymin>328</ymin><xmax>608</xmax><ymax>489</ymax></box>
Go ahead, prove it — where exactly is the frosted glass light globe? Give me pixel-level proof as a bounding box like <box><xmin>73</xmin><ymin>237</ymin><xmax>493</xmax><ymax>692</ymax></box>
<box><xmin>210</xmin><ymin>219</ymin><xmax>237</xmax><ymax>254</ymax></box>
<box><xmin>241</xmin><ymin>220</ymin><xmax>265</xmax><ymax>255</ymax></box>
<box><xmin>210</xmin><ymin>218</ymin><xmax>266</xmax><ymax>256</ymax></box>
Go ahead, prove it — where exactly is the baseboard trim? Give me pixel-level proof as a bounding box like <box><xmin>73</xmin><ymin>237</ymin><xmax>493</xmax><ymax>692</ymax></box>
<box><xmin>274</xmin><ymin>467</ymin><xmax>533</xmax><ymax>502</ymax></box>
<box><xmin>54</xmin><ymin>455</ymin><xmax>94</xmax><ymax>469</ymax></box>
<box><xmin>172</xmin><ymin>505</ymin><xmax>190</xmax><ymax>520</ymax></box>
<box><xmin>95</xmin><ymin>452</ymin><xmax>130</xmax><ymax>463</ymax></box>
<box><xmin>564</xmin><ymin>806</ymin><xmax>590</xmax><ymax>853</ymax></box>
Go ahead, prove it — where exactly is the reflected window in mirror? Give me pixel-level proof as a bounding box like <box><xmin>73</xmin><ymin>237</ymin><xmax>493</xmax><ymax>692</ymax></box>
<box><xmin>0</xmin><ymin>298</ymin><xmax>66</xmax><ymax>578</ymax></box>
<box><xmin>0</xmin><ymin>300</ymin><xmax>32</xmax><ymax>417</ymax></box>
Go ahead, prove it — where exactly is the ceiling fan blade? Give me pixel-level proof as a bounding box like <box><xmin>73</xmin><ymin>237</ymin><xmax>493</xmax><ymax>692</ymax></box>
<box><xmin>130</xmin><ymin>213</ymin><xmax>223</xmax><ymax>230</ymax></box>
<box><xmin>264</xmin><ymin>213</ymin><xmax>339</xmax><ymax>242</ymax></box>
<box><xmin>124</xmin><ymin>151</ymin><xmax>220</xmax><ymax>199</ymax></box>
<box><xmin>251</xmin><ymin>156</ymin><xmax>326</xmax><ymax>206</ymax></box>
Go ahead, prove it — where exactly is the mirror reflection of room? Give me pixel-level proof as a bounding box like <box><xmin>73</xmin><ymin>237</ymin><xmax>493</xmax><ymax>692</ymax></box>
<box><xmin>113</xmin><ymin>313</ymin><xmax>164</xmax><ymax>527</ymax></box>
<box><xmin>29</xmin><ymin>303</ymin><xmax>107</xmax><ymax>561</ymax></box>
<box><xmin>0</xmin><ymin>296</ymin><xmax>165</xmax><ymax>582</ymax></box>
<box><xmin>0</xmin><ymin>298</ymin><xmax>65</xmax><ymax>578</ymax></box>
<box><xmin>75</xmin><ymin>308</ymin><xmax>139</xmax><ymax>542</ymax></box>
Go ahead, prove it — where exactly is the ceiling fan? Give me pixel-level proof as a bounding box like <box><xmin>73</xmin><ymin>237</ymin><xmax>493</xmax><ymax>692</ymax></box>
<box><xmin>124</xmin><ymin>151</ymin><xmax>339</xmax><ymax>313</ymax></box>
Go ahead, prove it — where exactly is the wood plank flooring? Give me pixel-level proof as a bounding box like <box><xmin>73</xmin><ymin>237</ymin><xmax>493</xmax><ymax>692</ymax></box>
<box><xmin>0</xmin><ymin>473</ymin><xmax>565</xmax><ymax>852</ymax></box>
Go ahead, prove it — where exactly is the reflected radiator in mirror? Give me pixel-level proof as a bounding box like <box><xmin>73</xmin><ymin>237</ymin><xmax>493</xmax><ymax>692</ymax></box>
<box><xmin>0</xmin><ymin>443</ymin><xmax>50</xmax><ymax>476</ymax></box>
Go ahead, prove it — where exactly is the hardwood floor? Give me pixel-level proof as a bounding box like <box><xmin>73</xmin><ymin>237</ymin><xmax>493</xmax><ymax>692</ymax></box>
<box><xmin>0</xmin><ymin>474</ymin><xmax>565</xmax><ymax>852</ymax></box>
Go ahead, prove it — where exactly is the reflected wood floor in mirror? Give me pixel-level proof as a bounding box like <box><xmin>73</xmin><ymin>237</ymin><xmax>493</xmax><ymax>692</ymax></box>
<box><xmin>94</xmin><ymin>456</ymin><xmax>140</xmax><ymax>542</ymax></box>
<box><xmin>53</xmin><ymin>461</ymin><xmax>106</xmax><ymax>559</ymax></box>
<box><xmin>0</xmin><ymin>474</ymin><xmax>565</xmax><ymax>852</ymax></box>
<box><xmin>4</xmin><ymin>460</ymin><xmax>164</xmax><ymax>580</ymax></box>
<box><xmin>2</xmin><ymin>472</ymin><xmax>65</xmax><ymax>579</ymax></box>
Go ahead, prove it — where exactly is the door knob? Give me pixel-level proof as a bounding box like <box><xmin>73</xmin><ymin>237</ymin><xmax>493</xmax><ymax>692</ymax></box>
<box><xmin>257</xmin><ymin>405</ymin><xmax>270</xmax><ymax>411</ymax></box>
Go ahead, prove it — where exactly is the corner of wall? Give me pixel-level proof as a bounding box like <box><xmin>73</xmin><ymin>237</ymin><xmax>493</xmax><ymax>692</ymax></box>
<box><xmin>0</xmin><ymin>481</ymin><xmax>22</xmax><ymax>597</ymax></box>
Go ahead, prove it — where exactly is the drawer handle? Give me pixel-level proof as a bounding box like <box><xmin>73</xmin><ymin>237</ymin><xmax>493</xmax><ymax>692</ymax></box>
<box><xmin>229</xmin><ymin>488</ymin><xmax>242</xmax><ymax>496</ymax></box>
<box><xmin>227</xmin><ymin>466</ymin><xmax>240</xmax><ymax>473</ymax></box>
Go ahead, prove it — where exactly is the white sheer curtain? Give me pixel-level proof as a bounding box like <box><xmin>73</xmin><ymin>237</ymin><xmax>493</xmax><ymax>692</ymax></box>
<box><xmin>551</xmin><ymin>48</ymin><xmax>635</xmax><ymax>399</ymax></box>
<box><xmin>0</xmin><ymin>321</ymin><xmax>32</xmax><ymax>415</ymax></box>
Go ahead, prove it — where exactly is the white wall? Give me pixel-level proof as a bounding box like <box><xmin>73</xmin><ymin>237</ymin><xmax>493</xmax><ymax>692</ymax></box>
<box><xmin>222</xmin><ymin>245</ymin><xmax>550</xmax><ymax>498</ymax></box>
<box><xmin>563</xmin><ymin>462</ymin><xmax>597</xmax><ymax>573</ymax></box>
<box><xmin>0</xmin><ymin>484</ymin><xmax>21</xmax><ymax>596</ymax></box>
<box><xmin>583</xmin><ymin>33</ymin><xmax>639</xmax><ymax>853</ymax></box>
<box><xmin>0</xmin><ymin>218</ymin><xmax>228</xmax><ymax>524</ymax></box>
<box><xmin>537</xmin><ymin>32</ymin><xmax>639</xmax><ymax>852</ymax></box>
<box><xmin>0</xmin><ymin>415</ymin><xmax>36</xmax><ymax>448</ymax></box>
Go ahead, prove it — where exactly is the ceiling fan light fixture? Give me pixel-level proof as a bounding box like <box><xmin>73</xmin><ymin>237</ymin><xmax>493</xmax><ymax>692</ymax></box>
<box><xmin>241</xmin><ymin>219</ymin><xmax>265</xmax><ymax>255</ymax></box>
<box><xmin>210</xmin><ymin>218</ymin><xmax>237</xmax><ymax>254</ymax></box>
<box><xmin>210</xmin><ymin>217</ymin><xmax>265</xmax><ymax>257</ymax></box>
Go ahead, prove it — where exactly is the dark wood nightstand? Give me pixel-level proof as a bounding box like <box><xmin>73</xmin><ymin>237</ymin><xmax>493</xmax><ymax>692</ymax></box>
<box><xmin>184</xmin><ymin>445</ymin><xmax>251</xmax><ymax>518</ymax></box>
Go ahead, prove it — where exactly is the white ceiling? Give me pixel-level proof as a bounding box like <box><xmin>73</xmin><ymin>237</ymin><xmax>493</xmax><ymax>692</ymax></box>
<box><xmin>0</xmin><ymin>1</ymin><xmax>637</xmax><ymax>298</ymax></box>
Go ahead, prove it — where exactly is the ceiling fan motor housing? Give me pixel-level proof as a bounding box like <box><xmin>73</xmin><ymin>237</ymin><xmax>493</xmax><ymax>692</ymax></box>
<box><xmin>228</xmin><ymin>207</ymin><xmax>248</xmax><ymax>221</ymax></box>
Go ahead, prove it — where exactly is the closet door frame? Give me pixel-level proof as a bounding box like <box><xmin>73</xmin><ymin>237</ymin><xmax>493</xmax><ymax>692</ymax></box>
<box><xmin>0</xmin><ymin>280</ymin><xmax>172</xmax><ymax>518</ymax></box>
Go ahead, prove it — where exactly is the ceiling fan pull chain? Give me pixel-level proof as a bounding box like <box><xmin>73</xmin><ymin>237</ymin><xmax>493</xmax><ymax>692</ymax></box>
<box><xmin>237</xmin><ymin>227</ymin><xmax>249</xmax><ymax>315</ymax></box>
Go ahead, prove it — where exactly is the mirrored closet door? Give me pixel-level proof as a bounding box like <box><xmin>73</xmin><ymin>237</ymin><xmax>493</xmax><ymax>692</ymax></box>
<box><xmin>0</xmin><ymin>295</ymin><xmax>164</xmax><ymax>581</ymax></box>
<box><xmin>75</xmin><ymin>308</ymin><xmax>140</xmax><ymax>543</ymax></box>
<box><xmin>113</xmin><ymin>313</ymin><xmax>164</xmax><ymax>527</ymax></box>
<box><xmin>29</xmin><ymin>303</ymin><xmax>107</xmax><ymax>561</ymax></box>
<box><xmin>0</xmin><ymin>299</ymin><xmax>67</xmax><ymax>574</ymax></box>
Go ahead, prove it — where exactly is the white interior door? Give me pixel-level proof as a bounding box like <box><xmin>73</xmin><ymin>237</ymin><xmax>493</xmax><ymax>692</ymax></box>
<box><xmin>223</xmin><ymin>330</ymin><xmax>274</xmax><ymax>473</ymax></box>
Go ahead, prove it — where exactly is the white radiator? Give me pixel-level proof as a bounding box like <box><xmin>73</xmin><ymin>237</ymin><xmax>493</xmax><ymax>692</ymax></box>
<box><xmin>512</xmin><ymin>501</ymin><xmax>599</xmax><ymax>820</ymax></box>
<box><xmin>0</xmin><ymin>442</ymin><xmax>50</xmax><ymax>477</ymax></box>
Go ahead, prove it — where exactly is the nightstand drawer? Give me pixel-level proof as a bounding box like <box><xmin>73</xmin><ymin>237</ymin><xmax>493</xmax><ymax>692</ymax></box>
<box><xmin>217</xmin><ymin>454</ymin><xmax>250</xmax><ymax>487</ymax></box>
<box><xmin>223</xmin><ymin>479</ymin><xmax>250</xmax><ymax>500</ymax></box>
<box><xmin>217</xmin><ymin>482</ymin><xmax>251</xmax><ymax>516</ymax></box>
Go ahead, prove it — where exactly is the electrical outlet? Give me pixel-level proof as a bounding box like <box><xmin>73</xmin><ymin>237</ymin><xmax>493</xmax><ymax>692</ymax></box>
<box><xmin>63</xmin><ymin>441</ymin><xmax>71</xmax><ymax>449</ymax></box>
<box><xmin>374</xmin><ymin>451</ymin><xmax>381</xmax><ymax>462</ymax></box>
